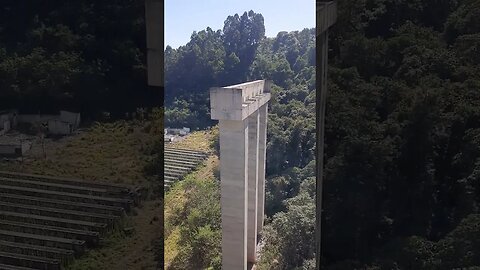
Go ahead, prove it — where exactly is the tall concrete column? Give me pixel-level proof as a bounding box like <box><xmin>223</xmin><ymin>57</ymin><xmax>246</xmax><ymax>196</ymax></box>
<box><xmin>144</xmin><ymin>0</ymin><xmax>163</xmax><ymax>87</ymax></box>
<box><xmin>316</xmin><ymin>1</ymin><xmax>337</xmax><ymax>266</ymax></box>
<box><xmin>218</xmin><ymin>119</ymin><xmax>249</xmax><ymax>269</ymax></box>
<box><xmin>247</xmin><ymin>110</ymin><xmax>260</xmax><ymax>262</ymax></box>
<box><xmin>257</xmin><ymin>103</ymin><xmax>268</xmax><ymax>234</ymax></box>
<box><xmin>210</xmin><ymin>80</ymin><xmax>271</xmax><ymax>270</ymax></box>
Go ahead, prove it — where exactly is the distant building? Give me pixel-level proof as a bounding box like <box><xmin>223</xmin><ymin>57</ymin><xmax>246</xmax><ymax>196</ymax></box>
<box><xmin>164</xmin><ymin>134</ymin><xmax>176</xmax><ymax>143</ymax></box>
<box><xmin>59</xmin><ymin>110</ymin><xmax>81</xmax><ymax>130</ymax></box>
<box><xmin>164</xmin><ymin>127</ymin><xmax>190</xmax><ymax>143</ymax></box>
<box><xmin>0</xmin><ymin>138</ymin><xmax>31</xmax><ymax>157</ymax></box>
<box><xmin>16</xmin><ymin>110</ymin><xmax>81</xmax><ymax>136</ymax></box>
<box><xmin>165</xmin><ymin>127</ymin><xmax>190</xmax><ymax>136</ymax></box>
<box><xmin>0</xmin><ymin>114</ymin><xmax>10</xmax><ymax>136</ymax></box>
<box><xmin>0</xmin><ymin>110</ymin><xmax>17</xmax><ymax>135</ymax></box>
<box><xmin>48</xmin><ymin>119</ymin><xmax>73</xmax><ymax>135</ymax></box>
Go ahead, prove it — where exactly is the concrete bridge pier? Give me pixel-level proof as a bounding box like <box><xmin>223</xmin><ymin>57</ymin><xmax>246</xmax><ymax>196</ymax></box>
<box><xmin>210</xmin><ymin>80</ymin><xmax>271</xmax><ymax>269</ymax></box>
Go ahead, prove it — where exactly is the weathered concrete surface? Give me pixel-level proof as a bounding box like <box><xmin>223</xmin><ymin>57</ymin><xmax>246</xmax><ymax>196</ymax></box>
<box><xmin>316</xmin><ymin>2</ymin><xmax>337</xmax><ymax>267</ymax></box>
<box><xmin>210</xmin><ymin>80</ymin><xmax>271</xmax><ymax>121</ymax></box>
<box><xmin>219</xmin><ymin>119</ymin><xmax>249</xmax><ymax>269</ymax></box>
<box><xmin>247</xmin><ymin>111</ymin><xmax>259</xmax><ymax>262</ymax></box>
<box><xmin>145</xmin><ymin>0</ymin><xmax>163</xmax><ymax>87</ymax></box>
<box><xmin>257</xmin><ymin>104</ymin><xmax>268</xmax><ymax>234</ymax></box>
<box><xmin>210</xmin><ymin>80</ymin><xmax>271</xmax><ymax>269</ymax></box>
<box><xmin>0</xmin><ymin>171</ymin><xmax>136</xmax><ymax>269</ymax></box>
<box><xmin>163</xmin><ymin>147</ymin><xmax>208</xmax><ymax>190</ymax></box>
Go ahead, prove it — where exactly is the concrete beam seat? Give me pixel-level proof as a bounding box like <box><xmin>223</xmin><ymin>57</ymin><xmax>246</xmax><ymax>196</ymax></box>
<box><xmin>164</xmin><ymin>166</ymin><xmax>190</xmax><ymax>175</ymax></box>
<box><xmin>0</xmin><ymin>240</ymin><xmax>74</xmax><ymax>264</ymax></box>
<box><xmin>164</xmin><ymin>157</ymin><xmax>204</xmax><ymax>166</ymax></box>
<box><xmin>0</xmin><ymin>185</ymin><xmax>133</xmax><ymax>210</ymax></box>
<box><xmin>0</xmin><ymin>170</ymin><xmax>143</xmax><ymax>269</ymax></box>
<box><xmin>0</xmin><ymin>171</ymin><xmax>132</xmax><ymax>194</ymax></box>
<box><xmin>164</xmin><ymin>170</ymin><xmax>184</xmax><ymax>178</ymax></box>
<box><xmin>164</xmin><ymin>148</ymin><xmax>207</xmax><ymax>157</ymax></box>
<box><xmin>164</xmin><ymin>159</ymin><xmax>199</xmax><ymax>167</ymax></box>
<box><xmin>0</xmin><ymin>202</ymin><xmax>119</xmax><ymax>225</ymax></box>
<box><xmin>164</xmin><ymin>175</ymin><xmax>177</xmax><ymax>181</ymax></box>
<box><xmin>164</xmin><ymin>152</ymin><xmax>205</xmax><ymax>162</ymax></box>
<box><xmin>0</xmin><ymin>193</ymin><xmax>125</xmax><ymax>217</ymax></box>
<box><xmin>164</xmin><ymin>164</ymin><xmax>194</xmax><ymax>172</ymax></box>
<box><xmin>164</xmin><ymin>146</ymin><xmax>205</xmax><ymax>152</ymax></box>
<box><xmin>0</xmin><ymin>177</ymin><xmax>111</xmax><ymax>198</ymax></box>
<box><xmin>0</xmin><ymin>230</ymin><xmax>84</xmax><ymax>255</ymax></box>
<box><xmin>164</xmin><ymin>147</ymin><xmax>206</xmax><ymax>153</ymax></box>
<box><xmin>0</xmin><ymin>263</ymin><xmax>39</xmax><ymax>270</ymax></box>
<box><xmin>164</xmin><ymin>159</ymin><xmax>198</xmax><ymax>167</ymax></box>
<box><xmin>0</xmin><ymin>251</ymin><xmax>60</xmax><ymax>270</ymax></box>
<box><xmin>0</xmin><ymin>211</ymin><xmax>107</xmax><ymax>235</ymax></box>
<box><xmin>164</xmin><ymin>150</ymin><xmax>207</xmax><ymax>159</ymax></box>
<box><xmin>0</xmin><ymin>221</ymin><xmax>99</xmax><ymax>246</ymax></box>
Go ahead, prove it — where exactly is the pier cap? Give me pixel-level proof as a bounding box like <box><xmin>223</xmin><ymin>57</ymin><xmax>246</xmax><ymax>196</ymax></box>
<box><xmin>210</xmin><ymin>80</ymin><xmax>271</xmax><ymax>121</ymax></box>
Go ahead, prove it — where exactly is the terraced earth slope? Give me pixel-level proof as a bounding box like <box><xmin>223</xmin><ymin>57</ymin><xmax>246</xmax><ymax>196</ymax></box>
<box><xmin>0</xmin><ymin>171</ymin><xmax>138</xmax><ymax>270</ymax></box>
<box><xmin>0</xmin><ymin>120</ymin><xmax>162</xmax><ymax>270</ymax></box>
<box><xmin>164</xmin><ymin>147</ymin><xmax>208</xmax><ymax>191</ymax></box>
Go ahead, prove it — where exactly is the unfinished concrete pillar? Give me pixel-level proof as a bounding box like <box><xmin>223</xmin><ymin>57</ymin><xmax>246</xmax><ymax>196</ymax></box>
<box><xmin>247</xmin><ymin>110</ymin><xmax>259</xmax><ymax>262</ymax></box>
<box><xmin>218</xmin><ymin>119</ymin><xmax>249</xmax><ymax>269</ymax></box>
<box><xmin>316</xmin><ymin>1</ymin><xmax>337</xmax><ymax>267</ymax></box>
<box><xmin>145</xmin><ymin>0</ymin><xmax>163</xmax><ymax>87</ymax></box>
<box><xmin>210</xmin><ymin>80</ymin><xmax>271</xmax><ymax>269</ymax></box>
<box><xmin>257</xmin><ymin>103</ymin><xmax>268</xmax><ymax>234</ymax></box>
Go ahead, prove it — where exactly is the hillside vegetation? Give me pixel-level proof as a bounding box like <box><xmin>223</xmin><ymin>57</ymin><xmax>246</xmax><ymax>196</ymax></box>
<box><xmin>165</xmin><ymin>10</ymin><xmax>317</xmax><ymax>269</ymax></box>
<box><xmin>0</xmin><ymin>1</ymin><xmax>159</xmax><ymax>118</ymax></box>
<box><xmin>0</xmin><ymin>2</ymin><xmax>163</xmax><ymax>269</ymax></box>
<box><xmin>166</xmin><ymin>0</ymin><xmax>480</xmax><ymax>268</ymax></box>
<box><xmin>164</xmin><ymin>130</ymin><xmax>221</xmax><ymax>269</ymax></box>
<box><xmin>0</xmin><ymin>111</ymin><xmax>163</xmax><ymax>270</ymax></box>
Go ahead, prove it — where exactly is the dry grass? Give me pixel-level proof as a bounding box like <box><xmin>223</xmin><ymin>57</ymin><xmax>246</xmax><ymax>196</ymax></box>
<box><xmin>164</xmin><ymin>128</ymin><xmax>220</xmax><ymax>269</ymax></box>
<box><xmin>164</xmin><ymin>227</ymin><xmax>181</xmax><ymax>267</ymax></box>
<box><xmin>167</xmin><ymin>126</ymin><xmax>218</xmax><ymax>153</ymax></box>
<box><xmin>0</xmin><ymin>120</ymin><xmax>157</xmax><ymax>186</ymax></box>
<box><xmin>164</xmin><ymin>155</ymin><xmax>218</xmax><ymax>234</ymax></box>
<box><xmin>0</xmin><ymin>119</ymin><xmax>162</xmax><ymax>270</ymax></box>
<box><xmin>164</xmin><ymin>156</ymin><xmax>219</xmax><ymax>269</ymax></box>
<box><xmin>67</xmin><ymin>199</ymin><xmax>162</xmax><ymax>270</ymax></box>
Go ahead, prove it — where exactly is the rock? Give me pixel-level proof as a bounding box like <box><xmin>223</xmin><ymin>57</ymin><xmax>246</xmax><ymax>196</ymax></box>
<box><xmin>123</xmin><ymin>227</ymin><xmax>134</xmax><ymax>236</ymax></box>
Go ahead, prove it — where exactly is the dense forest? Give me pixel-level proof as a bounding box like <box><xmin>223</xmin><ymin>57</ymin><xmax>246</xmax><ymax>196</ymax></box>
<box><xmin>322</xmin><ymin>0</ymin><xmax>480</xmax><ymax>269</ymax></box>
<box><xmin>166</xmin><ymin>0</ymin><xmax>480</xmax><ymax>269</ymax></box>
<box><xmin>0</xmin><ymin>1</ymin><xmax>160</xmax><ymax>118</ymax></box>
<box><xmin>0</xmin><ymin>3</ymin><xmax>163</xmax><ymax>268</ymax></box>
<box><xmin>0</xmin><ymin>0</ymin><xmax>163</xmax><ymax>194</ymax></box>
<box><xmin>165</xmin><ymin>9</ymin><xmax>317</xmax><ymax>270</ymax></box>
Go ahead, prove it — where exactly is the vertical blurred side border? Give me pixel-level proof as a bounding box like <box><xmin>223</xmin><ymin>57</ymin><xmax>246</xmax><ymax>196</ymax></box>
<box><xmin>315</xmin><ymin>1</ymin><xmax>336</xmax><ymax>269</ymax></box>
<box><xmin>145</xmin><ymin>0</ymin><xmax>164</xmax><ymax>269</ymax></box>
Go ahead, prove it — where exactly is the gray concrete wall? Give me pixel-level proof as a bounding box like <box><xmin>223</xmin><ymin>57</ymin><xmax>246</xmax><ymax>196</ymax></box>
<box><xmin>21</xmin><ymin>141</ymin><xmax>32</xmax><ymax>154</ymax></box>
<box><xmin>219</xmin><ymin>119</ymin><xmax>249</xmax><ymax>269</ymax></box>
<box><xmin>0</xmin><ymin>120</ymin><xmax>10</xmax><ymax>135</ymax></box>
<box><xmin>257</xmin><ymin>104</ymin><xmax>268</xmax><ymax>233</ymax></box>
<box><xmin>0</xmin><ymin>141</ymin><xmax>30</xmax><ymax>156</ymax></box>
<box><xmin>17</xmin><ymin>114</ymin><xmax>56</xmax><ymax>124</ymax></box>
<box><xmin>16</xmin><ymin>112</ymin><xmax>79</xmax><ymax>134</ymax></box>
<box><xmin>59</xmin><ymin>111</ymin><xmax>80</xmax><ymax>129</ymax></box>
<box><xmin>0</xmin><ymin>145</ymin><xmax>17</xmax><ymax>155</ymax></box>
<box><xmin>247</xmin><ymin>111</ymin><xmax>259</xmax><ymax>262</ymax></box>
<box><xmin>48</xmin><ymin>120</ymin><xmax>72</xmax><ymax>135</ymax></box>
<box><xmin>145</xmin><ymin>0</ymin><xmax>164</xmax><ymax>87</ymax></box>
<box><xmin>210</xmin><ymin>80</ymin><xmax>271</xmax><ymax>269</ymax></box>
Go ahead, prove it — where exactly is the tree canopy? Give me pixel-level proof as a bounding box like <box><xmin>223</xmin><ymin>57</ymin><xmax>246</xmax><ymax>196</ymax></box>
<box><xmin>165</xmin><ymin>1</ymin><xmax>480</xmax><ymax>269</ymax></box>
<box><xmin>0</xmin><ymin>1</ymin><xmax>158</xmax><ymax>118</ymax></box>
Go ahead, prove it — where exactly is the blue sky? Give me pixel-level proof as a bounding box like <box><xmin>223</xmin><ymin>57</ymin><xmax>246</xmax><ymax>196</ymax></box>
<box><xmin>165</xmin><ymin>0</ymin><xmax>315</xmax><ymax>49</ymax></box>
